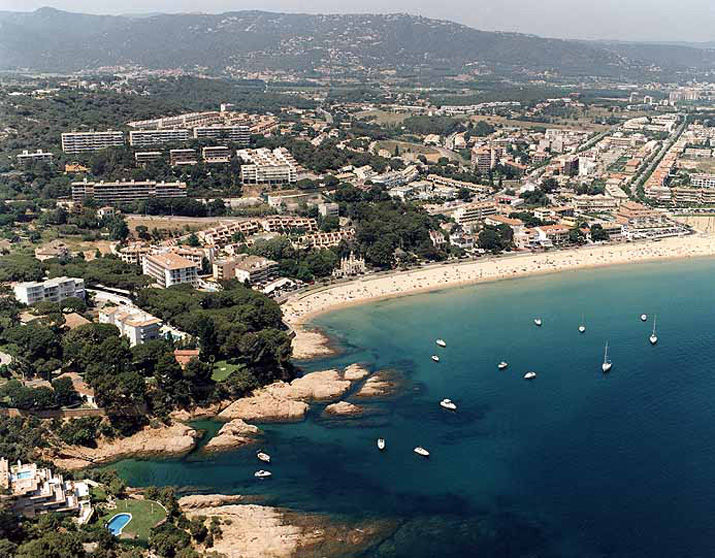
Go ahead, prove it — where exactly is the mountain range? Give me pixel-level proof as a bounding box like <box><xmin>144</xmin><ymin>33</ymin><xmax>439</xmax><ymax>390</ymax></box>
<box><xmin>0</xmin><ymin>7</ymin><xmax>714</xmax><ymax>78</ymax></box>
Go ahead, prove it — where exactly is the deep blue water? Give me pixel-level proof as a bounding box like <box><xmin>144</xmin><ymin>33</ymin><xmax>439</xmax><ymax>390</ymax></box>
<box><xmin>112</xmin><ymin>258</ymin><xmax>715</xmax><ymax>557</ymax></box>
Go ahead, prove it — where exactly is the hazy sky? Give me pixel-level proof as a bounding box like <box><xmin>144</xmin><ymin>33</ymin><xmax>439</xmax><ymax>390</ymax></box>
<box><xmin>1</xmin><ymin>0</ymin><xmax>714</xmax><ymax>42</ymax></box>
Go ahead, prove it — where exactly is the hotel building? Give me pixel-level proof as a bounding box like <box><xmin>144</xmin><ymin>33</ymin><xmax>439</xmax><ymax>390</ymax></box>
<box><xmin>454</xmin><ymin>201</ymin><xmax>498</xmax><ymax>228</ymax></box>
<box><xmin>99</xmin><ymin>306</ymin><xmax>162</xmax><ymax>347</ymax></box>
<box><xmin>61</xmin><ymin>131</ymin><xmax>124</xmax><ymax>154</ymax></box>
<box><xmin>71</xmin><ymin>179</ymin><xmax>187</xmax><ymax>205</ymax></box>
<box><xmin>143</xmin><ymin>253</ymin><xmax>199</xmax><ymax>288</ymax></box>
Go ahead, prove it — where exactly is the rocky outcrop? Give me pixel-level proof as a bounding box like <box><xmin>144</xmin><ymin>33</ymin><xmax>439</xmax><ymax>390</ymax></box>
<box><xmin>169</xmin><ymin>402</ymin><xmax>226</xmax><ymax>422</ymax></box>
<box><xmin>50</xmin><ymin>423</ymin><xmax>200</xmax><ymax>470</ymax></box>
<box><xmin>343</xmin><ymin>363</ymin><xmax>370</xmax><ymax>382</ymax></box>
<box><xmin>178</xmin><ymin>494</ymin><xmax>246</xmax><ymax>510</ymax></box>
<box><xmin>267</xmin><ymin>369</ymin><xmax>352</xmax><ymax>401</ymax></box>
<box><xmin>218</xmin><ymin>392</ymin><xmax>309</xmax><ymax>423</ymax></box>
<box><xmin>353</xmin><ymin>371</ymin><xmax>399</xmax><ymax>398</ymax></box>
<box><xmin>203</xmin><ymin>419</ymin><xmax>262</xmax><ymax>453</ymax></box>
<box><xmin>323</xmin><ymin>401</ymin><xmax>365</xmax><ymax>417</ymax></box>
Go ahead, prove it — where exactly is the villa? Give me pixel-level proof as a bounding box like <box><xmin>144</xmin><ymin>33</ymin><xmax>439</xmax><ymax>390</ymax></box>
<box><xmin>0</xmin><ymin>458</ymin><xmax>93</xmax><ymax>523</ymax></box>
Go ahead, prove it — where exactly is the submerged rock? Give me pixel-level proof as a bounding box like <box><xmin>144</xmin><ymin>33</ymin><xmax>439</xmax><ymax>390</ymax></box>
<box><xmin>343</xmin><ymin>363</ymin><xmax>370</xmax><ymax>381</ymax></box>
<box><xmin>323</xmin><ymin>401</ymin><xmax>366</xmax><ymax>417</ymax></box>
<box><xmin>353</xmin><ymin>371</ymin><xmax>401</xmax><ymax>398</ymax></box>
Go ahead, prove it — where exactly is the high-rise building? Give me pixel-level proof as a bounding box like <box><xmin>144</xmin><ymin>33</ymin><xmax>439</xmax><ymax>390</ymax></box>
<box><xmin>16</xmin><ymin>149</ymin><xmax>54</xmax><ymax>164</ymax></box>
<box><xmin>202</xmin><ymin>146</ymin><xmax>232</xmax><ymax>164</ymax></box>
<box><xmin>134</xmin><ymin>151</ymin><xmax>163</xmax><ymax>165</ymax></box>
<box><xmin>194</xmin><ymin>125</ymin><xmax>250</xmax><ymax>146</ymax></box>
<box><xmin>71</xmin><ymin>179</ymin><xmax>187</xmax><ymax>205</ymax></box>
<box><xmin>13</xmin><ymin>277</ymin><xmax>85</xmax><ymax>305</ymax></box>
<box><xmin>170</xmin><ymin>149</ymin><xmax>198</xmax><ymax>166</ymax></box>
<box><xmin>61</xmin><ymin>131</ymin><xmax>124</xmax><ymax>154</ymax></box>
<box><xmin>129</xmin><ymin>129</ymin><xmax>190</xmax><ymax>147</ymax></box>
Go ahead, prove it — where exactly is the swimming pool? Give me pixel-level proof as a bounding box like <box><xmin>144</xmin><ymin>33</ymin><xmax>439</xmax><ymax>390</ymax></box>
<box><xmin>15</xmin><ymin>471</ymin><xmax>32</xmax><ymax>480</ymax></box>
<box><xmin>106</xmin><ymin>513</ymin><xmax>132</xmax><ymax>536</ymax></box>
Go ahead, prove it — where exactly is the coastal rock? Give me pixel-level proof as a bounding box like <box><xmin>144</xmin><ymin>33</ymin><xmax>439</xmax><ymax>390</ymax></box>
<box><xmin>50</xmin><ymin>423</ymin><xmax>199</xmax><ymax>470</ymax></box>
<box><xmin>203</xmin><ymin>419</ymin><xmax>261</xmax><ymax>453</ymax></box>
<box><xmin>267</xmin><ymin>369</ymin><xmax>352</xmax><ymax>401</ymax></box>
<box><xmin>343</xmin><ymin>363</ymin><xmax>370</xmax><ymax>381</ymax></box>
<box><xmin>183</xmin><ymin>503</ymin><xmax>397</xmax><ymax>558</ymax></box>
<box><xmin>290</xmin><ymin>328</ymin><xmax>335</xmax><ymax>360</ymax></box>
<box><xmin>218</xmin><ymin>392</ymin><xmax>309</xmax><ymax>423</ymax></box>
<box><xmin>169</xmin><ymin>402</ymin><xmax>225</xmax><ymax>422</ymax></box>
<box><xmin>323</xmin><ymin>401</ymin><xmax>365</xmax><ymax>417</ymax></box>
<box><xmin>179</xmin><ymin>494</ymin><xmax>245</xmax><ymax>510</ymax></box>
<box><xmin>353</xmin><ymin>371</ymin><xmax>399</xmax><ymax>398</ymax></box>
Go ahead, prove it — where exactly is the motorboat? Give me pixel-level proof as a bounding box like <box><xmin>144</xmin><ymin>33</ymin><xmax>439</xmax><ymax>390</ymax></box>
<box><xmin>534</xmin><ymin>318</ymin><xmax>543</xmax><ymax>327</ymax></box>
<box><xmin>377</xmin><ymin>438</ymin><xmax>386</xmax><ymax>451</ymax></box>
<box><xmin>498</xmin><ymin>361</ymin><xmax>508</xmax><ymax>370</ymax></box>
<box><xmin>602</xmin><ymin>342</ymin><xmax>612</xmax><ymax>373</ymax></box>
<box><xmin>649</xmin><ymin>315</ymin><xmax>658</xmax><ymax>345</ymax></box>
<box><xmin>435</xmin><ymin>339</ymin><xmax>447</xmax><ymax>348</ymax></box>
<box><xmin>414</xmin><ymin>446</ymin><xmax>430</xmax><ymax>457</ymax></box>
<box><xmin>254</xmin><ymin>470</ymin><xmax>272</xmax><ymax>479</ymax></box>
<box><xmin>578</xmin><ymin>315</ymin><xmax>586</xmax><ymax>334</ymax></box>
<box><xmin>431</xmin><ymin>355</ymin><xmax>440</xmax><ymax>362</ymax></box>
<box><xmin>640</xmin><ymin>313</ymin><xmax>648</xmax><ymax>322</ymax></box>
<box><xmin>524</xmin><ymin>371</ymin><xmax>537</xmax><ymax>380</ymax></box>
<box><xmin>257</xmin><ymin>451</ymin><xmax>271</xmax><ymax>463</ymax></box>
<box><xmin>439</xmin><ymin>398</ymin><xmax>457</xmax><ymax>411</ymax></box>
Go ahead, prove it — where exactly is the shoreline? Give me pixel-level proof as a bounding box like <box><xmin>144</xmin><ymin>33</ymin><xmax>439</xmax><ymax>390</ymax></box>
<box><xmin>283</xmin><ymin>234</ymin><xmax>715</xmax><ymax>359</ymax></box>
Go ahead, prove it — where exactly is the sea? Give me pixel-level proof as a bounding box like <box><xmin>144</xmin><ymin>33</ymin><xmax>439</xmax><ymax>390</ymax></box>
<box><xmin>111</xmin><ymin>257</ymin><xmax>715</xmax><ymax>557</ymax></box>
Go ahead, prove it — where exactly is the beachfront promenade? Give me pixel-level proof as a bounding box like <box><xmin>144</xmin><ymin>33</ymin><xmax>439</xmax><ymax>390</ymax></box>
<box><xmin>283</xmin><ymin>233</ymin><xmax>715</xmax><ymax>359</ymax></box>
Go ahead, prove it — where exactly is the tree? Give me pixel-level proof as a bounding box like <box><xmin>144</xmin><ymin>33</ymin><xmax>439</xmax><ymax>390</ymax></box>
<box><xmin>51</xmin><ymin>377</ymin><xmax>79</xmax><ymax>407</ymax></box>
<box><xmin>15</xmin><ymin>531</ymin><xmax>86</xmax><ymax>558</ymax></box>
<box><xmin>591</xmin><ymin>223</ymin><xmax>610</xmax><ymax>242</ymax></box>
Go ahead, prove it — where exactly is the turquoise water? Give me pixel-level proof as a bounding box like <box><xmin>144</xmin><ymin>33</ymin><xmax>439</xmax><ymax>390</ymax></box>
<box><xmin>112</xmin><ymin>258</ymin><xmax>715</xmax><ymax>557</ymax></box>
<box><xmin>107</xmin><ymin>513</ymin><xmax>131</xmax><ymax>535</ymax></box>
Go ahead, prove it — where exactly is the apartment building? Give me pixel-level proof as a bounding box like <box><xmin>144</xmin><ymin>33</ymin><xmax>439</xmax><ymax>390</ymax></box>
<box><xmin>690</xmin><ymin>174</ymin><xmax>715</xmax><ymax>189</ymax></box>
<box><xmin>129</xmin><ymin>110</ymin><xmax>224</xmax><ymax>130</ymax></box>
<box><xmin>71</xmin><ymin>179</ymin><xmax>187</xmax><ymax>205</ymax></box>
<box><xmin>237</xmin><ymin>148</ymin><xmax>297</xmax><ymax>185</ymax></box>
<box><xmin>261</xmin><ymin>216</ymin><xmax>318</xmax><ymax>233</ymax></box>
<box><xmin>61</xmin><ymin>131</ymin><xmax>124</xmax><ymax>154</ymax></box>
<box><xmin>573</xmin><ymin>194</ymin><xmax>619</xmax><ymax>213</ymax></box>
<box><xmin>194</xmin><ymin>125</ymin><xmax>250</xmax><ymax>146</ymax></box>
<box><xmin>99</xmin><ymin>306</ymin><xmax>162</xmax><ymax>347</ymax></box>
<box><xmin>671</xmin><ymin>187</ymin><xmax>715</xmax><ymax>205</ymax></box>
<box><xmin>143</xmin><ymin>253</ymin><xmax>199</xmax><ymax>288</ymax></box>
<box><xmin>534</xmin><ymin>224</ymin><xmax>571</xmax><ymax>247</ymax></box>
<box><xmin>202</xmin><ymin>146</ymin><xmax>232</xmax><ymax>164</ymax></box>
<box><xmin>16</xmin><ymin>149</ymin><xmax>54</xmax><ymax>164</ymax></box>
<box><xmin>297</xmin><ymin>229</ymin><xmax>355</xmax><ymax>249</ymax></box>
<box><xmin>198</xmin><ymin>221</ymin><xmax>262</xmax><ymax>247</ymax></box>
<box><xmin>454</xmin><ymin>201</ymin><xmax>498</xmax><ymax>228</ymax></box>
<box><xmin>318</xmin><ymin>202</ymin><xmax>339</xmax><ymax>218</ymax></box>
<box><xmin>0</xmin><ymin>459</ymin><xmax>92</xmax><ymax>523</ymax></box>
<box><xmin>134</xmin><ymin>151</ymin><xmax>163</xmax><ymax>165</ymax></box>
<box><xmin>170</xmin><ymin>148</ymin><xmax>198</xmax><ymax>166</ymax></box>
<box><xmin>371</xmin><ymin>165</ymin><xmax>420</xmax><ymax>188</ymax></box>
<box><xmin>13</xmin><ymin>277</ymin><xmax>85</xmax><ymax>305</ymax></box>
<box><xmin>129</xmin><ymin>129</ymin><xmax>190</xmax><ymax>147</ymax></box>
<box><xmin>233</xmin><ymin>256</ymin><xmax>279</xmax><ymax>285</ymax></box>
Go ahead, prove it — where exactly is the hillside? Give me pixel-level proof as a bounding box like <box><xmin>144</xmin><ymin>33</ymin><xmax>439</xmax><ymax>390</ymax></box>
<box><xmin>0</xmin><ymin>8</ymin><xmax>714</xmax><ymax>78</ymax></box>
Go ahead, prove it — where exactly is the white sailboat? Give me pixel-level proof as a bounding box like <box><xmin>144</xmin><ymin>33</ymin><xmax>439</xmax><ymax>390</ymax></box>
<box><xmin>534</xmin><ymin>318</ymin><xmax>543</xmax><ymax>327</ymax></box>
<box><xmin>435</xmin><ymin>339</ymin><xmax>447</xmax><ymax>348</ymax></box>
<box><xmin>256</xmin><ymin>451</ymin><xmax>271</xmax><ymax>463</ymax></box>
<box><xmin>377</xmin><ymin>438</ymin><xmax>386</xmax><ymax>451</ymax></box>
<box><xmin>498</xmin><ymin>361</ymin><xmax>508</xmax><ymax>370</ymax></box>
<box><xmin>649</xmin><ymin>315</ymin><xmax>658</xmax><ymax>345</ymax></box>
<box><xmin>578</xmin><ymin>314</ymin><xmax>586</xmax><ymax>333</ymax></box>
<box><xmin>414</xmin><ymin>446</ymin><xmax>430</xmax><ymax>457</ymax></box>
<box><xmin>601</xmin><ymin>342</ymin><xmax>612</xmax><ymax>373</ymax></box>
<box><xmin>254</xmin><ymin>470</ymin><xmax>272</xmax><ymax>479</ymax></box>
<box><xmin>431</xmin><ymin>355</ymin><xmax>440</xmax><ymax>363</ymax></box>
<box><xmin>524</xmin><ymin>371</ymin><xmax>537</xmax><ymax>380</ymax></box>
<box><xmin>640</xmin><ymin>313</ymin><xmax>648</xmax><ymax>322</ymax></box>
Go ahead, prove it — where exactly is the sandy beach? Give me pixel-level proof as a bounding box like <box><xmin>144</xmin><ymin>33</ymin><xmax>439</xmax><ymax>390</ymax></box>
<box><xmin>284</xmin><ymin>234</ymin><xmax>715</xmax><ymax>359</ymax></box>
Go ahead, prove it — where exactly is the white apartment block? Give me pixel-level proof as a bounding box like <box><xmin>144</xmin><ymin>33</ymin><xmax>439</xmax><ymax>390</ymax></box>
<box><xmin>194</xmin><ymin>125</ymin><xmax>250</xmax><ymax>146</ymax></box>
<box><xmin>135</xmin><ymin>151</ymin><xmax>163</xmax><ymax>164</ymax></box>
<box><xmin>16</xmin><ymin>149</ymin><xmax>54</xmax><ymax>164</ymax></box>
<box><xmin>143</xmin><ymin>253</ymin><xmax>199</xmax><ymax>288</ymax></box>
<box><xmin>454</xmin><ymin>201</ymin><xmax>498</xmax><ymax>228</ymax></box>
<box><xmin>237</xmin><ymin>148</ymin><xmax>297</xmax><ymax>185</ymax></box>
<box><xmin>202</xmin><ymin>146</ymin><xmax>232</xmax><ymax>164</ymax></box>
<box><xmin>71</xmin><ymin>179</ymin><xmax>187</xmax><ymax>205</ymax></box>
<box><xmin>13</xmin><ymin>277</ymin><xmax>85</xmax><ymax>305</ymax></box>
<box><xmin>690</xmin><ymin>174</ymin><xmax>715</xmax><ymax>189</ymax></box>
<box><xmin>61</xmin><ymin>131</ymin><xmax>124</xmax><ymax>154</ymax></box>
<box><xmin>99</xmin><ymin>306</ymin><xmax>162</xmax><ymax>347</ymax></box>
<box><xmin>129</xmin><ymin>129</ymin><xmax>190</xmax><ymax>147</ymax></box>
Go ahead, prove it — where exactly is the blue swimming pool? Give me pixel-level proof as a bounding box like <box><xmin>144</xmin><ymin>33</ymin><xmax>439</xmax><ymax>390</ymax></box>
<box><xmin>15</xmin><ymin>471</ymin><xmax>32</xmax><ymax>480</ymax></box>
<box><xmin>106</xmin><ymin>513</ymin><xmax>131</xmax><ymax>536</ymax></box>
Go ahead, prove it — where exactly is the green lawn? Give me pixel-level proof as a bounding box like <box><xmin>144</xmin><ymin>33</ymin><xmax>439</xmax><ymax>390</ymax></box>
<box><xmin>101</xmin><ymin>499</ymin><xmax>166</xmax><ymax>545</ymax></box>
<box><xmin>212</xmin><ymin>360</ymin><xmax>242</xmax><ymax>382</ymax></box>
